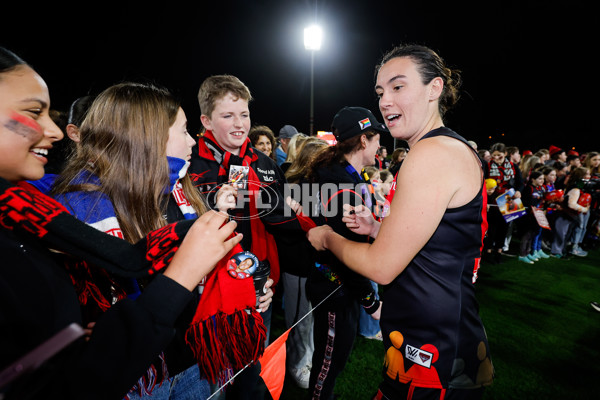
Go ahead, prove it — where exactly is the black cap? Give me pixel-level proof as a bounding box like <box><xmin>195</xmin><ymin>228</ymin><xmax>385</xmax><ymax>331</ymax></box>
<box><xmin>332</xmin><ymin>106</ymin><xmax>389</xmax><ymax>142</ymax></box>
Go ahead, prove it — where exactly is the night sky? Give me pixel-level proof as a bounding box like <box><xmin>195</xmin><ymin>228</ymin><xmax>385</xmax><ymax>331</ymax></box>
<box><xmin>1</xmin><ymin>1</ymin><xmax>595</xmax><ymax>153</ymax></box>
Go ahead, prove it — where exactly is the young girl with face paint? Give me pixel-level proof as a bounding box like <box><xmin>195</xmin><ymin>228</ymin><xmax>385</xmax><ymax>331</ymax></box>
<box><xmin>0</xmin><ymin>47</ymin><xmax>241</xmax><ymax>399</ymax></box>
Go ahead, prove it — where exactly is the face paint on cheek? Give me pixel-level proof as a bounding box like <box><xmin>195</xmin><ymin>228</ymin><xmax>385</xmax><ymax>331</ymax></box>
<box><xmin>4</xmin><ymin>111</ymin><xmax>44</xmax><ymax>141</ymax></box>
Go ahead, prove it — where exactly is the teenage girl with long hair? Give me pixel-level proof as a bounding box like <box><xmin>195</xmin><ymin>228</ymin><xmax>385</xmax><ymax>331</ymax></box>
<box><xmin>47</xmin><ymin>82</ymin><xmax>271</xmax><ymax>398</ymax></box>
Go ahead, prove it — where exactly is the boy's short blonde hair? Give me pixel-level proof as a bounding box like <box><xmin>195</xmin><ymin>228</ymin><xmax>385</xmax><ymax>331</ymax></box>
<box><xmin>198</xmin><ymin>74</ymin><xmax>253</xmax><ymax>118</ymax></box>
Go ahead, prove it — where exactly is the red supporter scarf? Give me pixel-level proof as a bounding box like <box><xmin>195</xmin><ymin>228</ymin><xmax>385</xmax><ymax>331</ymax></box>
<box><xmin>186</xmin><ymin>241</ymin><xmax>266</xmax><ymax>385</ymax></box>
<box><xmin>186</xmin><ymin>249</ymin><xmax>265</xmax><ymax>384</ymax></box>
<box><xmin>0</xmin><ymin>179</ymin><xmax>186</xmax><ymax>277</ymax></box>
<box><xmin>199</xmin><ymin>130</ymin><xmax>283</xmax><ymax>284</ymax></box>
<box><xmin>191</xmin><ymin>131</ymin><xmax>276</xmax><ymax>383</ymax></box>
<box><xmin>487</xmin><ymin>159</ymin><xmax>515</xmax><ymax>192</ymax></box>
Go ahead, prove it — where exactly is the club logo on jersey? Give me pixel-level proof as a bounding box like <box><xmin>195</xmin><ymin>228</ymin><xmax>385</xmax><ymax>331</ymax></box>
<box><xmin>405</xmin><ymin>344</ymin><xmax>433</xmax><ymax>368</ymax></box>
<box><xmin>359</xmin><ymin>118</ymin><xmax>371</xmax><ymax>130</ymax></box>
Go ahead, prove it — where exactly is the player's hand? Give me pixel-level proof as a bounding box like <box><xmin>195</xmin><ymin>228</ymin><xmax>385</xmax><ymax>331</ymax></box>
<box><xmin>307</xmin><ymin>225</ymin><xmax>334</xmax><ymax>251</ymax></box>
<box><xmin>343</xmin><ymin>204</ymin><xmax>380</xmax><ymax>237</ymax></box>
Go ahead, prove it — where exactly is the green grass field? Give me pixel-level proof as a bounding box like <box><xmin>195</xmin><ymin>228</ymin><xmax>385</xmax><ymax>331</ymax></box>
<box><xmin>271</xmin><ymin>245</ymin><xmax>600</xmax><ymax>399</ymax></box>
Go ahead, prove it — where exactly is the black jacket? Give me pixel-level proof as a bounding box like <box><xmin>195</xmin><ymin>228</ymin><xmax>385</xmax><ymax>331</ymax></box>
<box><xmin>307</xmin><ymin>161</ymin><xmax>376</xmax><ymax>305</ymax></box>
<box><xmin>0</xmin><ymin>228</ymin><xmax>192</xmax><ymax>400</ymax></box>
<box><xmin>189</xmin><ymin>138</ymin><xmax>304</xmax><ymax>252</ymax></box>
<box><xmin>274</xmin><ymin>175</ymin><xmax>318</xmax><ymax>277</ymax></box>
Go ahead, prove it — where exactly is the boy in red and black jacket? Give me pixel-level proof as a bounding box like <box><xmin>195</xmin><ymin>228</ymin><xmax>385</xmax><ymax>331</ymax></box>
<box><xmin>189</xmin><ymin>74</ymin><xmax>311</xmax><ymax>397</ymax></box>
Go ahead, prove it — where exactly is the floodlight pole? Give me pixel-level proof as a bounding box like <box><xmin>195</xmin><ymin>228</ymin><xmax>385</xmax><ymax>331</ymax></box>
<box><xmin>304</xmin><ymin>25</ymin><xmax>321</xmax><ymax>136</ymax></box>
<box><xmin>309</xmin><ymin>50</ymin><xmax>315</xmax><ymax>136</ymax></box>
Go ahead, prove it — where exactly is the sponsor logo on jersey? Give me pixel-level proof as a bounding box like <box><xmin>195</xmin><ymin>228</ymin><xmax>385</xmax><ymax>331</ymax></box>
<box><xmin>405</xmin><ymin>344</ymin><xmax>433</xmax><ymax>368</ymax></box>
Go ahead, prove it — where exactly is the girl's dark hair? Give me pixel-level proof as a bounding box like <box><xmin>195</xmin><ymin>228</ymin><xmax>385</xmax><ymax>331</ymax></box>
<box><xmin>541</xmin><ymin>166</ymin><xmax>555</xmax><ymax>177</ymax></box>
<box><xmin>376</xmin><ymin>44</ymin><xmax>461</xmax><ymax>117</ymax></box>
<box><xmin>248</xmin><ymin>125</ymin><xmax>277</xmax><ymax>161</ymax></box>
<box><xmin>0</xmin><ymin>47</ymin><xmax>27</xmax><ymax>75</ymax></box>
<box><xmin>68</xmin><ymin>95</ymin><xmax>97</xmax><ymax>126</ymax></box>
<box><xmin>490</xmin><ymin>142</ymin><xmax>506</xmax><ymax>154</ymax></box>
<box><xmin>529</xmin><ymin>170</ymin><xmax>543</xmax><ymax>182</ymax></box>
<box><xmin>308</xmin><ymin>131</ymin><xmax>378</xmax><ymax>182</ymax></box>
<box><xmin>506</xmin><ymin>146</ymin><xmax>519</xmax><ymax>156</ymax></box>
<box><xmin>569</xmin><ymin>167</ymin><xmax>589</xmax><ymax>186</ymax></box>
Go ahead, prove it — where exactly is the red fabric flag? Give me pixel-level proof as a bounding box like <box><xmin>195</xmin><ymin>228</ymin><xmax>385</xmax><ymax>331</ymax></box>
<box><xmin>258</xmin><ymin>328</ymin><xmax>292</xmax><ymax>400</ymax></box>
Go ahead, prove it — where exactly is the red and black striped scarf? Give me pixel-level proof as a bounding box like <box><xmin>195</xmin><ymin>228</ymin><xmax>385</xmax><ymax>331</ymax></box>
<box><xmin>198</xmin><ymin>130</ymin><xmax>282</xmax><ymax>285</ymax></box>
<box><xmin>487</xmin><ymin>159</ymin><xmax>516</xmax><ymax>192</ymax></box>
<box><xmin>0</xmin><ymin>178</ymin><xmax>186</xmax><ymax>277</ymax></box>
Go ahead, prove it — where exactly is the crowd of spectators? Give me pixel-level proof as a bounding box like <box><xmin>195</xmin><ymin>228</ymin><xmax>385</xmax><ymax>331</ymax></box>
<box><xmin>471</xmin><ymin>142</ymin><xmax>599</xmax><ymax>263</ymax></box>
<box><xmin>3</xmin><ymin>41</ymin><xmax>598</xmax><ymax>400</ymax></box>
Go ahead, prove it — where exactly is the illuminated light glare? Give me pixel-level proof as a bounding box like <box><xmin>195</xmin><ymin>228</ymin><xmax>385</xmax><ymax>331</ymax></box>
<box><xmin>304</xmin><ymin>25</ymin><xmax>323</xmax><ymax>51</ymax></box>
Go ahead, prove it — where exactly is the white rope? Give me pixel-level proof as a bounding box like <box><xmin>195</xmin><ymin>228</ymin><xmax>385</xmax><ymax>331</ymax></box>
<box><xmin>207</xmin><ymin>284</ymin><xmax>343</xmax><ymax>399</ymax></box>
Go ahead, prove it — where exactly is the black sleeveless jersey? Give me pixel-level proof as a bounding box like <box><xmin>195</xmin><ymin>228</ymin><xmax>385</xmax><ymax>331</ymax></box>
<box><xmin>380</xmin><ymin>127</ymin><xmax>493</xmax><ymax>390</ymax></box>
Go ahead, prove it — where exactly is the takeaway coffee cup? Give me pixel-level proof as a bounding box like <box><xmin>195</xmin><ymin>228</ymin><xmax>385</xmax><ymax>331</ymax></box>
<box><xmin>253</xmin><ymin>260</ymin><xmax>270</xmax><ymax>310</ymax></box>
